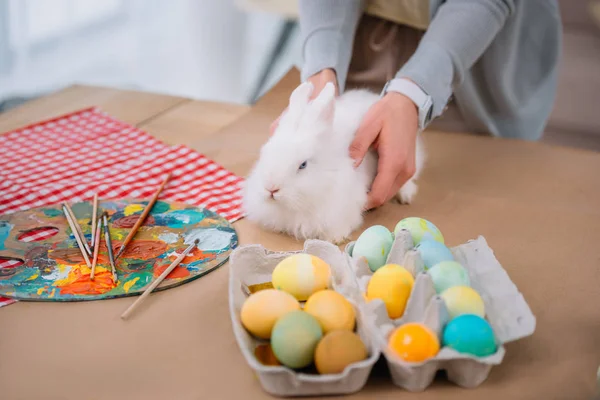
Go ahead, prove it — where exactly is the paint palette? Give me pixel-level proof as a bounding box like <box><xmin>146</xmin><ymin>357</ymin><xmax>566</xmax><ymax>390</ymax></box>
<box><xmin>0</xmin><ymin>199</ymin><xmax>238</xmax><ymax>301</ymax></box>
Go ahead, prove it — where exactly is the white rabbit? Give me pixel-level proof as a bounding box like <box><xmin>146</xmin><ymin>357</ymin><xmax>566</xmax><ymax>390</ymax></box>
<box><xmin>242</xmin><ymin>81</ymin><xmax>425</xmax><ymax>244</ymax></box>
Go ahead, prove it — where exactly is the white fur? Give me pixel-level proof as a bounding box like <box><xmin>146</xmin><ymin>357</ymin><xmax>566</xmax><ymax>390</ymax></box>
<box><xmin>242</xmin><ymin>82</ymin><xmax>425</xmax><ymax>243</ymax></box>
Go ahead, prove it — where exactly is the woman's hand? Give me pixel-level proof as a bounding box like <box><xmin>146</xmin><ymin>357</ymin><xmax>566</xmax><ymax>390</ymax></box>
<box><xmin>269</xmin><ymin>68</ymin><xmax>339</xmax><ymax>135</ymax></box>
<box><xmin>349</xmin><ymin>91</ymin><xmax>419</xmax><ymax>210</ymax></box>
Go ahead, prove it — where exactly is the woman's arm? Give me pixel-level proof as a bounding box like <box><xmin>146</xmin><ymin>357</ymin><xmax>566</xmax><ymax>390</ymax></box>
<box><xmin>396</xmin><ymin>0</ymin><xmax>516</xmax><ymax>120</ymax></box>
<box><xmin>350</xmin><ymin>0</ymin><xmax>516</xmax><ymax>209</ymax></box>
<box><xmin>298</xmin><ymin>0</ymin><xmax>365</xmax><ymax>92</ymax></box>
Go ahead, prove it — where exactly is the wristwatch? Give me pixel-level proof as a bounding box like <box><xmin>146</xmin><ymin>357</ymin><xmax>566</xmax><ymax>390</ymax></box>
<box><xmin>381</xmin><ymin>78</ymin><xmax>433</xmax><ymax>130</ymax></box>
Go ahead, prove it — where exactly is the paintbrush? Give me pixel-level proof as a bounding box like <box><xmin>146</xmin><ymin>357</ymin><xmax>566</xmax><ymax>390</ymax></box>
<box><xmin>62</xmin><ymin>204</ymin><xmax>92</xmax><ymax>269</ymax></box>
<box><xmin>90</xmin><ymin>193</ymin><xmax>98</xmax><ymax>250</ymax></box>
<box><xmin>63</xmin><ymin>202</ymin><xmax>92</xmax><ymax>257</ymax></box>
<box><xmin>120</xmin><ymin>238</ymin><xmax>199</xmax><ymax>320</ymax></box>
<box><xmin>102</xmin><ymin>212</ymin><xmax>118</xmax><ymax>283</ymax></box>
<box><xmin>90</xmin><ymin>217</ymin><xmax>103</xmax><ymax>281</ymax></box>
<box><xmin>115</xmin><ymin>172</ymin><xmax>171</xmax><ymax>260</ymax></box>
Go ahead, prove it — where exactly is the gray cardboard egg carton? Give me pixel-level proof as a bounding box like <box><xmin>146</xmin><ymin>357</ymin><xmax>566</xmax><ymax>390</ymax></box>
<box><xmin>228</xmin><ymin>239</ymin><xmax>381</xmax><ymax>397</ymax></box>
<box><xmin>344</xmin><ymin>230</ymin><xmax>536</xmax><ymax>392</ymax></box>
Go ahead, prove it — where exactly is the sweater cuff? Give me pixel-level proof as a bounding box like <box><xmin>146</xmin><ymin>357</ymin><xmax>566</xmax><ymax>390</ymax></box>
<box><xmin>395</xmin><ymin>41</ymin><xmax>455</xmax><ymax>119</ymax></box>
<box><xmin>300</xmin><ymin>29</ymin><xmax>349</xmax><ymax>92</ymax></box>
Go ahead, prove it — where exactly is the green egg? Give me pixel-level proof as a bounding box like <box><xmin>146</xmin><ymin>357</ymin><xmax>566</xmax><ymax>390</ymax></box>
<box><xmin>270</xmin><ymin>310</ymin><xmax>323</xmax><ymax>369</ymax></box>
<box><xmin>352</xmin><ymin>225</ymin><xmax>394</xmax><ymax>272</ymax></box>
<box><xmin>427</xmin><ymin>261</ymin><xmax>470</xmax><ymax>294</ymax></box>
<box><xmin>394</xmin><ymin>217</ymin><xmax>444</xmax><ymax>246</ymax></box>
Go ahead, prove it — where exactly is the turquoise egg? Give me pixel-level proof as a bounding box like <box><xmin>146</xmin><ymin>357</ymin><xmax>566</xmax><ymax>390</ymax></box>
<box><xmin>394</xmin><ymin>217</ymin><xmax>444</xmax><ymax>245</ymax></box>
<box><xmin>442</xmin><ymin>314</ymin><xmax>497</xmax><ymax>357</ymax></box>
<box><xmin>415</xmin><ymin>240</ymin><xmax>455</xmax><ymax>270</ymax></box>
<box><xmin>352</xmin><ymin>225</ymin><xmax>394</xmax><ymax>272</ymax></box>
<box><xmin>270</xmin><ymin>310</ymin><xmax>323</xmax><ymax>369</ymax></box>
<box><xmin>427</xmin><ymin>261</ymin><xmax>470</xmax><ymax>293</ymax></box>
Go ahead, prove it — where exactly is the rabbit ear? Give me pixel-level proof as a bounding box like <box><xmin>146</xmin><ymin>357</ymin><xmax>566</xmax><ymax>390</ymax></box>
<box><xmin>280</xmin><ymin>82</ymin><xmax>314</xmax><ymax>127</ymax></box>
<box><xmin>307</xmin><ymin>82</ymin><xmax>335</xmax><ymax>124</ymax></box>
<box><xmin>288</xmin><ymin>81</ymin><xmax>314</xmax><ymax>110</ymax></box>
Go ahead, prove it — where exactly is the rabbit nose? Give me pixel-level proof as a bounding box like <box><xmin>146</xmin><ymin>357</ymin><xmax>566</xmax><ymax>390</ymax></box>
<box><xmin>267</xmin><ymin>187</ymin><xmax>280</xmax><ymax>196</ymax></box>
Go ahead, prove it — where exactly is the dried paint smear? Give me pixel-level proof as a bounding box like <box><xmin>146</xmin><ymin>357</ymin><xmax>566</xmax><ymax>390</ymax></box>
<box><xmin>0</xmin><ymin>199</ymin><xmax>238</xmax><ymax>301</ymax></box>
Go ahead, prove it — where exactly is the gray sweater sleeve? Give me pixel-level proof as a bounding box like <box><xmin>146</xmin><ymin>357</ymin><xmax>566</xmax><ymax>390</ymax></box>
<box><xmin>397</xmin><ymin>0</ymin><xmax>515</xmax><ymax>118</ymax></box>
<box><xmin>298</xmin><ymin>0</ymin><xmax>365</xmax><ymax>91</ymax></box>
<box><xmin>297</xmin><ymin>0</ymin><xmax>515</xmax><ymax>118</ymax></box>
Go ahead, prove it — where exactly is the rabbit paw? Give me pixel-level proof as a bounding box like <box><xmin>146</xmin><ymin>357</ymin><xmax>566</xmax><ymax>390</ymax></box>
<box><xmin>321</xmin><ymin>227</ymin><xmax>352</xmax><ymax>245</ymax></box>
<box><xmin>331</xmin><ymin>235</ymin><xmax>350</xmax><ymax>246</ymax></box>
<box><xmin>397</xmin><ymin>179</ymin><xmax>418</xmax><ymax>204</ymax></box>
<box><xmin>322</xmin><ymin>232</ymin><xmax>349</xmax><ymax>245</ymax></box>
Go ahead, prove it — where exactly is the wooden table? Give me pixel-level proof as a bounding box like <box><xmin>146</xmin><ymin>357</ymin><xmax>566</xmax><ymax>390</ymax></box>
<box><xmin>1</xmin><ymin>69</ymin><xmax>599</xmax><ymax>400</ymax></box>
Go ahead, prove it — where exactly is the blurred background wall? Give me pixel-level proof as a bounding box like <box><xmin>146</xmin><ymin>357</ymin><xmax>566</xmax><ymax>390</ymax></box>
<box><xmin>0</xmin><ymin>0</ymin><xmax>302</xmax><ymax>108</ymax></box>
<box><xmin>0</xmin><ymin>0</ymin><xmax>599</xmax><ymax>151</ymax></box>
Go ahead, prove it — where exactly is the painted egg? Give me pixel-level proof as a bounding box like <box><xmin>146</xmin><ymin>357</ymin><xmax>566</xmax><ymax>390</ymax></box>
<box><xmin>415</xmin><ymin>239</ymin><xmax>454</xmax><ymax>270</ymax></box>
<box><xmin>304</xmin><ymin>289</ymin><xmax>356</xmax><ymax>333</ymax></box>
<box><xmin>271</xmin><ymin>310</ymin><xmax>323</xmax><ymax>369</ymax></box>
<box><xmin>388</xmin><ymin>322</ymin><xmax>440</xmax><ymax>362</ymax></box>
<box><xmin>394</xmin><ymin>217</ymin><xmax>444</xmax><ymax>245</ymax></box>
<box><xmin>271</xmin><ymin>254</ymin><xmax>331</xmax><ymax>301</ymax></box>
<box><xmin>440</xmin><ymin>286</ymin><xmax>485</xmax><ymax>319</ymax></box>
<box><xmin>352</xmin><ymin>225</ymin><xmax>394</xmax><ymax>272</ymax></box>
<box><xmin>427</xmin><ymin>260</ymin><xmax>470</xmax><ymax>294</ymax></box>
<box><xmin>366</xmin><ymin>264</ymin><xmax>414</xmax><ymax>319</ymax></box>
<box><xmin>314</xmin><ymin>330</ymin><xmax>368</xmax><ymax>374</ymax></box>
<box><xmin>240</xmin><ymin>289</ymin><xmax>301</xmax><ymax>339</ymax></box>
<box><xmin>442</xmin><ymin>314</ymin><xmax>497</xmax><ymax>357</ymax></box>
<box><xmin>254</xmin><ymin>343</ymin><xmax>281</xmax><ymax>366</ymax></box>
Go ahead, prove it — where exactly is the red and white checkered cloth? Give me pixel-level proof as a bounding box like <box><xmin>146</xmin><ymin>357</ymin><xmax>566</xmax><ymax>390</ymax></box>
<box><xmin>0</xmin><ymin>106</ymin><xmax>247</xmax><ymax>307</ymax></box>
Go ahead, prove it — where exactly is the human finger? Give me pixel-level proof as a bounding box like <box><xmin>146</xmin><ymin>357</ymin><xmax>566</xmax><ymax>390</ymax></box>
<box><xmin>349</xmin><ymin>106</ymin><xmax>382</xmax><ymax>167</ymax></box>
<box><xmin>308</xmin><ymin>69</ymin><xmax>338</xmax><ymax>100</ymax></box>
<box><xmin>269</xmin><ymin>114</ymin><xmax>281</xmax><ymax>136</ymax></box>
<box><xmin>364</xmin><ymin>154</ymin><xmax>399</xmax><ymax>210</ymax></box>
<box><xmin>388</xmin><ymin>173</ymin><xmax>408</xmax><ymax>203</ymax></box>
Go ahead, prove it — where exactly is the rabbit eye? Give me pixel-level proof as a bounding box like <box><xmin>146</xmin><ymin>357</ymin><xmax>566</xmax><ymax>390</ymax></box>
<box><xmin>298</xmin><ymin>161</ymin><xmax>308</xmax><ymax>170</ymax></box>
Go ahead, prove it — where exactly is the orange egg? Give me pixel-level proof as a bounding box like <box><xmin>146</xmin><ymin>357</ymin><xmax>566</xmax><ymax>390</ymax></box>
<box><xmin>304</xmin><ymin>290</ymin><xmax>356</xmax><ymax>333</ymax></box>
<box><xmin>254</xmin><ymin>343</ymin><xmax>281</xmax><ymax>366</ymax></box>
<box><xmin>314</xmin><ymin>331</ymin><xmax>368</xmax><ymax>374</ymax></box>
<box><xmin>388</xmin><ymin>322</ymin><xmax>440</xmax><ymax>362</ymax></box>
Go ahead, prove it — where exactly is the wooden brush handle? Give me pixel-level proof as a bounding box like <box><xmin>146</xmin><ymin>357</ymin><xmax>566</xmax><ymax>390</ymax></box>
<box><xmin>90</xmin><ymin>193</ymin><xmax>98</xmax><ymax>248</ymax></box>
<box><xmin>63</xmin><ymin>205</ymin><xmax>92</xmax><ymax>268</ymax></box>
<box><xmin>90</xmin><ymin>219</ymin><xmax>103</xmax><ymax>280</ymax></box>
<box><xmin>120</xmin><ymin>239</ymin><xmax>197</xmax><ymax>320</ymax></box>
<box><xmin>118</xmin><ymin>173</ymin><xmax>171</xmax><ymax>255</ymax></box>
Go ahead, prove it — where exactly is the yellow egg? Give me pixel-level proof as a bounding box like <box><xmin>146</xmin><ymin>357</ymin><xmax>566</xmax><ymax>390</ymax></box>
<box><xmin>440</xmin><ymin>286</ymin><xmax>485</xmax><ymax>319</ymax></box>
<box><xmin>366</xmin><ymin>264</ymin><xmax>414</xmax><ymax>319</ymax></box>
<box><xmin>304</xmin><ymin>290</ymin><xmax>356</xmax><ymax>333</ymax></box>
<box><xmin>240</xmin><ymin>289</ymin><xmax>301</xmax><ymax>339</ymax></box>
<box><xmin>271</xmin><ymin>254</ymin><xmax>331</xmax><ymax>301</ymax></box>
<box><xmin>315</xmin><ymin>330</ymin><xmax>368</xmax><ymax>374</ymax></box>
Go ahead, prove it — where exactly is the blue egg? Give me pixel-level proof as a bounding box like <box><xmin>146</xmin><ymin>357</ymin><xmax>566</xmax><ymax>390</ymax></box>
<box><xmin>442</xmin><ymin>314</ymin><xmax>497</xmax><ymax>357</ymax></box>
<box><xmin>415</xmin><ymin>240</ymin><xmax>455</xmax><ymax>270</ymax></box>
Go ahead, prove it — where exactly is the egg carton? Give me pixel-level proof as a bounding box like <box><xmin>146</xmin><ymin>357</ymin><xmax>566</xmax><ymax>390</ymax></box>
<box><xmin>344</xmin><ymin>230</ymin><xmax>536</xmax><ymax>392</ymax></box>
<box><xmin>228</xmin><ymin>239</ymin><xmax>381</xmax><ymax>397</ymax></box>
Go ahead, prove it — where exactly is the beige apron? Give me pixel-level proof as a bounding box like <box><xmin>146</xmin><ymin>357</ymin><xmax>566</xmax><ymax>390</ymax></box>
<box><xmin>345</xmin><ymin>14</ymin><xmax>469</xmax><ymax>133</ymax></box>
